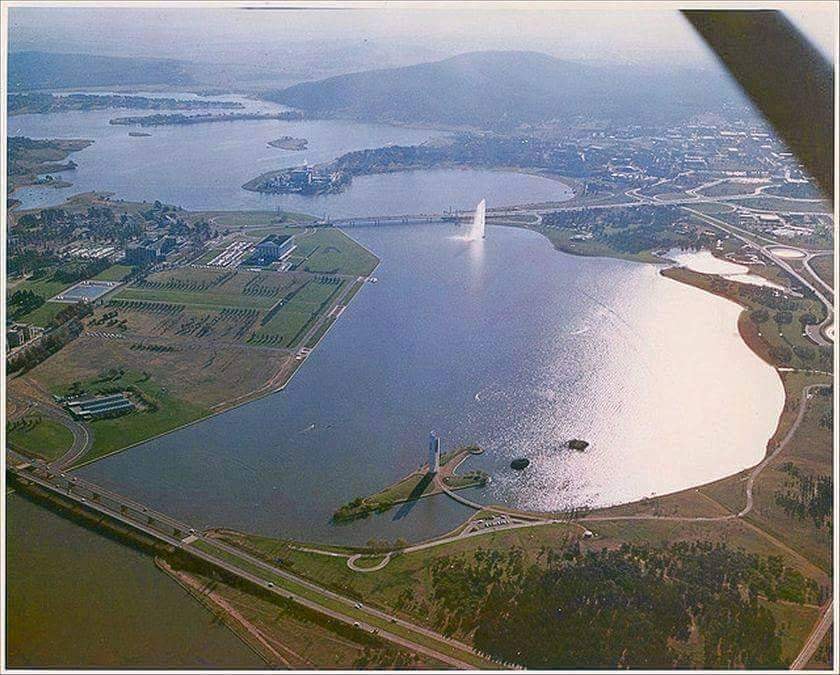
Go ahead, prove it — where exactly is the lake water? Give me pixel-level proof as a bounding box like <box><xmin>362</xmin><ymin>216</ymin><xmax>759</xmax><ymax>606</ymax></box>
<box><xmin>9</xmin><ymin>93</ymin><xmax>571</xmax><ymax>215</ymax></box>
<box><xmin>79</xmin><ymin>223</ymin><xmax>785</xmax><ymax>545</ymax></box>
<box><xmin>5</xmin><ymin>493</ymin><xmax>263</xmax><ymax>669</ymax></box>
<box><xmin>8</xmin><ymin>95</ymin><xmax>785</xmax><ymax>664</ymax></box>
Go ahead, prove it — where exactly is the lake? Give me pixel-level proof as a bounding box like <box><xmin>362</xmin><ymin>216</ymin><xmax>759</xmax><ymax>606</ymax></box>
<box><xmin>79</xmin><ymin>223</ymin><xmax>785</xmax><ymax>545</ymax></box>
<box><xmin>9</xmin><ymin>93</ymin><xmax>572</xmax><ymax>215</ymax></box>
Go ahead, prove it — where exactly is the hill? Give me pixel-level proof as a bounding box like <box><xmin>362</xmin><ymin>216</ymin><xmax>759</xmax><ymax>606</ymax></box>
<box><xmin>265</xmin><ymin>50</ymin><xmax>744</xmax><ymax>130</ymax></box>
<box><xmin>8</xmin><ymin>51</ymin><xmax>194</xmax><ymax>91</ymax></box>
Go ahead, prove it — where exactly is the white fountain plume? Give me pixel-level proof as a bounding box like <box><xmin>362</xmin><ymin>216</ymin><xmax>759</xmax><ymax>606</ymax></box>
<box><xmin>470</xmin><ymin>199</ymin><xmax>486</xmax><ymax>240</ymax></box>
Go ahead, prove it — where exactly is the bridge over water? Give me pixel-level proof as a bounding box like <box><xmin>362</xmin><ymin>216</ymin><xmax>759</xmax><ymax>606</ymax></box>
<box><xmin>5</xmin><ymin>454</ymin><xmax>501</xmax><ymax>669</ymax></box>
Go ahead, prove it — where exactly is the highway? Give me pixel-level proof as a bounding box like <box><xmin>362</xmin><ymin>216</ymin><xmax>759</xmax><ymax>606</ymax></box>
<box><xmin>681</xmin><ymin>207</ymin><xmax>834</xmax><ymax>346</ymax></box>
<box><xmin>5</xmin><ymin>458</ymin><xmax>500</xmax><ymax>670</ymax></box>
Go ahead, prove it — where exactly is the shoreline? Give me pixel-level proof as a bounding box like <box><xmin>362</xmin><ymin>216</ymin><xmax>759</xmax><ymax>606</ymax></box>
<box><xmin>9</xmin><ymin>193</ymin><xmax>828</xmax><ymax>543</ymax></box>
<box><xmin>71</xmin><ymin>220</ymin><xmax>806</xmax><ymax>525</ymax></box>
<box><xmin>68</xmin><ymin>228</ymin><xmax>380</xmax><ymax>471</ymax></box>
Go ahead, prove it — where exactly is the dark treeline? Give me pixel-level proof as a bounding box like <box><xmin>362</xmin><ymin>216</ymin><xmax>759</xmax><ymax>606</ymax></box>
<box><xmin>776</xmin><ymin>462</ymin><xmax>833</xmax><ymax>531</ymax></box>
<box><xmin>426</xmin><ymin>541</ymin><xmax>822</xmax><ymax>669</ymax></box>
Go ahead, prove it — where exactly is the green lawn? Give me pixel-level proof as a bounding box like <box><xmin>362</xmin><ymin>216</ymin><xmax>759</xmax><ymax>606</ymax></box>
<box><xmin>188</xmin><ymin>539</ymin><xmax>492</xmax><ymax>668</ymax></box>
<box><xmin>93</xmin><ymin>264</ymin><xmax>133</xmax><ymax>281</ymax></box>
<box><xmin>7</xmin><ymin>274</ymin><xmax>73</xmax><ymax>301</ymax></box>
<box><xmin>252</xmin><ymin>279</ymin><xmax>346</xmax><ymax>348</ymax></box>
<box><xmin>13</xmin><ymin>301</ymin><xmax>66</xmax><ymax>327</ymax></box>
<box><xmin>6</xmin><ymin>417</ymin><xmax>74</xmax><ymax>461</ymax></box>
<box><xmin>116</xmin><ymin>286</ymin><xmax>276</xmax><ymax>309</ymax></box>
<box><xmin>295</xmin><ymin>229</ymin><xmax>379</xmax><ymax>277</ymax></box>
<box><xmin>59</xmin><ymin>371</ymin><xmax>208</xmax><ymax>466</ymax></box>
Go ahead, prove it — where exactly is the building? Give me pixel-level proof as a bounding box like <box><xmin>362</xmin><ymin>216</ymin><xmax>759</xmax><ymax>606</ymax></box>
<box><xmin>125</xmin><ymin>244</ymin><xmax>158</xmax><ymax>266</ymax></box>
<box><xmin>124</xmin><ymin>236</ymin><xmax>176</xmax><ymax>265</ymax></box>
<box><xmin>6</xmin><ymin>323</ymin><xmax>35</xmax><ymax>351</ymax></box>
<box><xmin>428</xmin><ymin>431</ymin><xmax>441</xmax><ymax>474</ymax></box>
<box><xmin>253</xmin><ymin>234</ymin><xmax>295</xmax><ymax>262</ymax></box>
<box><xmin>67</xmin><ymin>393</ymin><xmax>135</xmax><ymax>420</ymax></box>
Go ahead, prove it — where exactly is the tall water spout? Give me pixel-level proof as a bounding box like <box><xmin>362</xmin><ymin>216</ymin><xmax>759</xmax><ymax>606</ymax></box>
<box><xmin>470</xmin><ymin>199</ymin><xmax>486</xmax><ymax>240</ymax></box>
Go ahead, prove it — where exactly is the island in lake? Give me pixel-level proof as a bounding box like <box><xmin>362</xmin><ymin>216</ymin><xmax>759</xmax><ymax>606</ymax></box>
<box><xmin>268</xmin><ymin>136</ymin><xmax>308</xmax><ymax>151</ymax></box>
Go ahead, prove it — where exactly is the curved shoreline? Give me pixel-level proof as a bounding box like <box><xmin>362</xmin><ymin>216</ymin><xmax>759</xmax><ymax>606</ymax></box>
<box><xmin>12</xmin><ymin>188</ymin><xmax>826</xmax><ymax>546</ymax></box>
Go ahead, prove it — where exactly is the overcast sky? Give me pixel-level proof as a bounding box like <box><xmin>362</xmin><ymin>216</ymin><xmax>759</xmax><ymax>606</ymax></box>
<box><xmin>7</xmin><ymin>1</ymin><xmax>836</xmax><ymax>71</ymax></box>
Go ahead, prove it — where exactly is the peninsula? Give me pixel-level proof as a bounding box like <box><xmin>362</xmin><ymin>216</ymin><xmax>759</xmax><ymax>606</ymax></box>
<box><xmin>9</xmin><ymin>92</ymin><xmax>243</xmax><ymax>115</ymax></box>
<box><xmin>109</xmin><ymin>111</ymin><xmax>303</xmax><ymax>127</ymax></box>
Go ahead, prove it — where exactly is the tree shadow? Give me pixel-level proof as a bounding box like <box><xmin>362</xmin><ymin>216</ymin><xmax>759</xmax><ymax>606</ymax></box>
<box><xmin>392</xmin><ymin>472</ymin><xmax>434</xmax><ymax>521</ymax></box>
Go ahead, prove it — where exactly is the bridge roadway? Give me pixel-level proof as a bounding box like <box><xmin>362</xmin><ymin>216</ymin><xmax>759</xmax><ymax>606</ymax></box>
<box><xmin>6</xmin><ymin>457</ymin><xmax>497</xmax><ymax>670</ymax></box>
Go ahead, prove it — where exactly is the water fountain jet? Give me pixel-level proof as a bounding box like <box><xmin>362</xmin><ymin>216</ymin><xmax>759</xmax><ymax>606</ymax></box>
<box><xmin>469</xmin><ymin>198</ymin><xmax>486</xmax><ymax>240</ymax></box>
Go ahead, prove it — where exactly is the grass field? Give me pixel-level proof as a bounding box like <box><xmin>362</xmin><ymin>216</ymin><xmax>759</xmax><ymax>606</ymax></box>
<box><xmin>252</xmin><ymin>278</ymin><xmax>346</xmax><ymax>348</ymax></box>
<box><xmin>13</xmin><ymin>301</ymin><xmax>66</xmax><ymax>327</ymax></box>
<box><xmin>187</xmin><ymin>538</ymin><xmax>493</xmax><ymax>669</ymax></box>
<box><xmin>289</xmin><ymin>229</ymin><xmax>379</xmax><ymax>277</ymax></box>
<box><xmin>92</xmin><ymin>264</ymin><xmax>133</xmax><ymax>281</ymax></box>
<box><xmin>157</xmin><ymin>560</ymin><xmax>435</xmax><ymax>669</ymax></box>
<box><xmin>809</xmin><ymin>255</ymin><xmax>834</xmax><ymax>289</ymax></box>
<box><xmin>7</xmin><ymin>274</ymin><xmax>73</xmax><ymax>301</ymax></box>
<box><xmin>5</xmin><ymin>416</ymin><xmax>74</xmax><ymax>461</ymax></box>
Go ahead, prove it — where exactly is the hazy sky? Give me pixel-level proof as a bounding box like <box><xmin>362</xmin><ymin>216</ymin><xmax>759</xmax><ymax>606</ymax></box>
<box><xmin>7</xmin><ymin>1</ymin><xmax>836</xmax><ymax>72</ymax></box>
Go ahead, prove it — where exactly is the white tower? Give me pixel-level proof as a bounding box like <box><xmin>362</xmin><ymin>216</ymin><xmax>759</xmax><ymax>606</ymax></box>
<box><xmin>428</xmin><ymin>431</ymin><xmax>441</xmax><ymax>474</ymax></box>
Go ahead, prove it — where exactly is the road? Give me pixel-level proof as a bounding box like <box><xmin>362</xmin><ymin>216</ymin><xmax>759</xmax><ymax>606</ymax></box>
<box><xmin>681</xmin><ymin>207</ymin><xmax>834</xmax><ymax>346</ymax></box>
<box><xmin>6</xmin><ymin>392</ymin><xmax>92</xmax><ymax>469</ymax></box>
<box><xmin>738</xmin><ymin>384</ymin><xmax>825</xmax><ymax>517</ymax></box>
<box><xmin>790</xmin><ymin>600</ymin><xmax>834</xmax><ymax>669</ymax></box>
<box><xmin>5</xmin><ymin>459</ymin><xmax>500</xmax><ymax>670</ymax></box>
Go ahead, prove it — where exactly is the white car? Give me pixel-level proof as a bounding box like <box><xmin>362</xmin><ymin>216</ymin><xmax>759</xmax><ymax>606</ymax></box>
<box><xmin>267</xmin><ymin>582</ymin><xmax>274</xmax><ymax>588</ymax></box>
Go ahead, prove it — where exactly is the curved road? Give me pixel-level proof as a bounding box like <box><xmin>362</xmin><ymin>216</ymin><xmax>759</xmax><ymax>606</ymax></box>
<box><xmin>6</xmin><ymin>392</ymin><xmax>92</xmax><ymax>469</ymax></box>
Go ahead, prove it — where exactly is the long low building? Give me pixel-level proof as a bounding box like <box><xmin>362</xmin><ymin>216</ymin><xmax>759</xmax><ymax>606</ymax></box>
<box><xmin>253</xmin><ymin>234</ymin><xmax>295</xmax><ymax>262</ymax></box>
<box><xmin>67</xmin><ymin>393</ymin><xmax>135</xmax><ymax>420</ymax></box>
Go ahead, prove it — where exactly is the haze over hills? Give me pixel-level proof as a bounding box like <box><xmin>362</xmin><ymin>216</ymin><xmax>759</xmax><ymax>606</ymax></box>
<box><xmin>7</xmin><ymin>51</ymin><xmax>198</xmax><ymax>91</ymax></box>
<box><xmin>266</xmin><ymin>50</ymin><xmax>747</xmax><ymax>130</ymax></box>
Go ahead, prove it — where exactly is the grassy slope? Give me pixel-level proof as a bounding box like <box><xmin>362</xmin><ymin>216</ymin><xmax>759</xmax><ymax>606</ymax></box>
<box><xmin>6</xmin><ymin>417</ymin><xmax>74</xmax><ymax>461</ymax></box>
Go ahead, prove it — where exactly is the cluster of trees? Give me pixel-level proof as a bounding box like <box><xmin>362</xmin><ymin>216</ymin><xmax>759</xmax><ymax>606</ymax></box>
<box><xmin>8</xmin><ymin>289</ymin><xmax>45</xmax><ymax>319</ymax></box>
<box><xmin>542</xmin><ymin>205</ymin><xmax>699</xmax><ymax>254</ymax></box>
<box><xmin>7</xmin><ymin>318</ymin><xmax>85</xmax><ymax>374</ymax></box>
<box><xmin>427</xmin><ymin>541</ymin><xmax>822</xmax><ymax>669</ymax></box>
<box><xmin>776</xmin><ymin>463</ymin><xmax>833</xmax><ymax>531</ymax></box>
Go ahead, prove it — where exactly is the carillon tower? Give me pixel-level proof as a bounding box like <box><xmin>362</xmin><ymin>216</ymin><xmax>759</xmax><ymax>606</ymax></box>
<box><xmin>428</xmin><ymin>431</ymin><xmax>441</xmax><ymax>474</ymax></box>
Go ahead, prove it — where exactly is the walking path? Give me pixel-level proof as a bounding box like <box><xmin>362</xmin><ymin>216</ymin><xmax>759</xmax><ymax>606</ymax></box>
<box><xmin>790</xmin><ymin>600</ymin><xmax>833</xmax><ymax>669</ymax></box>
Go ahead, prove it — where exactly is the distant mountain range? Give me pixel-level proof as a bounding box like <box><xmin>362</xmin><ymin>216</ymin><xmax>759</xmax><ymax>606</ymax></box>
<box><xmin>8</xmin><ymin>51</ymin><xmax>194</xmax><ymax>91</ymax></box>
<box><xmin>265</xmin><ymin>50</ymin><xmax>746</xmax><ymax>130</ymax></box>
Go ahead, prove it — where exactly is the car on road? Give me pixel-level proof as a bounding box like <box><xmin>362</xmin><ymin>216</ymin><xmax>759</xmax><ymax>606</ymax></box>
<box><xmin>353</xmin><ymin>622</ymin><xmax>360</xmax><ymax>628</ymax></box>
<box><xmin>354</xmin><ymin>602</ymin><xmax>362</xmax><ymax>609</ymax></box>
<box><xmin>267</xmin><ymin>582</ymin><xmax>274</xmax><ymax>588</ymax></box>
<box><xmin>189</xmin><ymin>528</ymin><xmax>196</xmax><ymax>534</ymax></box>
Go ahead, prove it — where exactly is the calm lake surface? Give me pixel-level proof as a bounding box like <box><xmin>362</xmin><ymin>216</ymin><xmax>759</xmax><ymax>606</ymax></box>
<box><xmin>9</xmin><ymin>93</ymin><xmax>571</xmax><ymax>214</ymax></box>
<box><xmin>9</xmin><ymin>95</ymin><xmax>784</xmax><ymax>664</ymax></box>
<box><xmin>5</xmin><ymin>493</ymin><xmax>263</xmax><ymax>669</ymax></box>
<box><xmin>80</xmin><ymin>223</ymin><xmax>784</xmax><ymax>545</ymax></box>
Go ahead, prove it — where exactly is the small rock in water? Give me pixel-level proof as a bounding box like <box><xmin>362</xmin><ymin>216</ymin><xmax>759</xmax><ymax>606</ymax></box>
<box><xmin>510</xmin><ymin>458</ymin><xmax>530</xmax><ymax>470</ymax></box>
